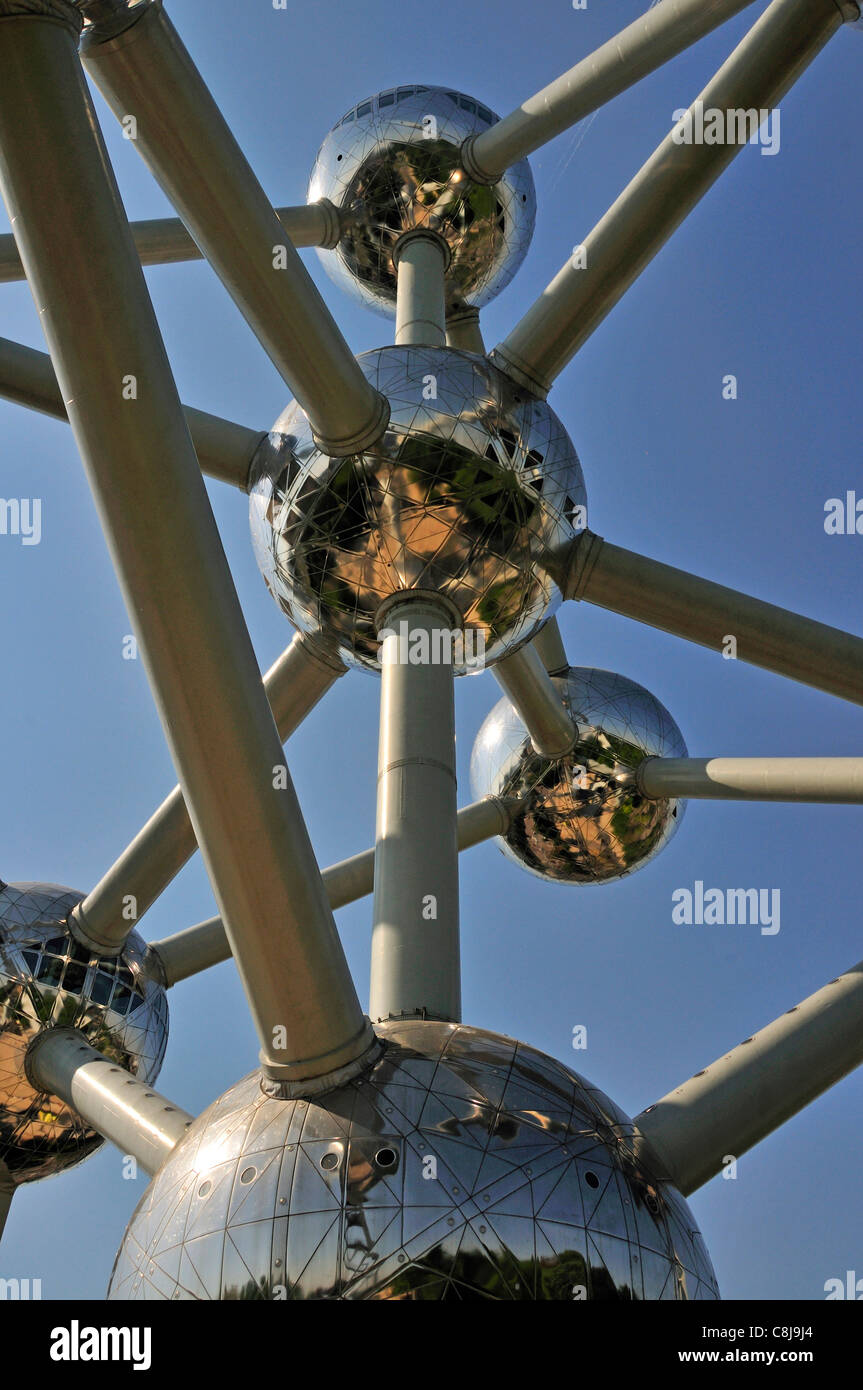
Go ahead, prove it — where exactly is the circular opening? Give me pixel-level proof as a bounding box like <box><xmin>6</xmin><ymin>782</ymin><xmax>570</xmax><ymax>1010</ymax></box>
<box><xmin>239</xmin><ymin>1167</ymin><xmax>257</xmax><ymax>1185</ymax></box>
<box><xmin>320</xmin><ymin>1152</ymin><xmax>339</xmax><ymax>1171</ymax></box>
<box><xmin>375</xmin><ymin>1146</ymin><xmax>397</xmax><ymax>1169</ymax></box>
<box><xmin>337</xmin><ymin>154</ymin><xmax>343</xmax><ymax>161</ymax></box>
<box><xmin>584</xmin><ymin>1170</ymin><xmax>600</xmax><ymax>1189</ymax></box>
<box><xmin>197</xmin><ymin>1181</ymin><xmax>212</xmax><ymax>1198</ymax></box>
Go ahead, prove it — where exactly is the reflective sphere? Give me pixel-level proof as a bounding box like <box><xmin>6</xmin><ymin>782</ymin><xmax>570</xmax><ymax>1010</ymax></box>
<box><xmin>308</xmin><ymin>85</ymin><xmax>535</xmax><ymax>315</ymax></box>
<box><xmin>0</xmin><ymin>882</ymin><xmax>169</xmax><ymax>1183</ymax></box>
<box><xmin>250</xmin><ymin>346</ymin><xmax>586</xmax><ymax>673</ymax></box>
<box><xmin>108</xmin><ymin>1021</ymin><xmax>717</xmax><ymax>1301</ymax></box>
<box><xmin>471</xmin><ymin>668</ymin><xmax>687</xmax><ymax>884</ymax></box>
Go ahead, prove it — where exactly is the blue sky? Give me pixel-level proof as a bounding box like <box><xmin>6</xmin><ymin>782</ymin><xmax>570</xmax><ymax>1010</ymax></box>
<box><xmin>1</xmin><ymin>0</ymin><xmax>861</xmax><ymax>1299</ymax></box>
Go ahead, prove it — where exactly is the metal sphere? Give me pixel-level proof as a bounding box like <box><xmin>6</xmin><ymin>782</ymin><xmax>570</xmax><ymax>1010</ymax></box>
<box><xmin>250</xmin><ymin>345</ymin><xmax>586</xmax><ymax>673</ymax></box>
<box><xmin>308</xmin><ymin>85</ymin><xmax>536</xmax><ymax>316</ymax></box>
<box><xmin>108</xmin><ymin>1020</ymin><xmax>717</xmax><ymax>1301</ymax></box>
<box><xmin>0</xmin><ymin>881</ymin><xmax>169</xmax><ymax>1184</ymax></box>
<box><xmin>470</xmin><ymin>667</ymin><xmax>687</xmax><ymax>885</ymax></box>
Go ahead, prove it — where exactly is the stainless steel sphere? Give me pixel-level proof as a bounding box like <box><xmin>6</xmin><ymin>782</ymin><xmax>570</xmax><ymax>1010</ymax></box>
<box><xmin>249</xmin><ymin>346</ymin><xmax>586</xmax><ymax>673</ymax></box>
<box><xmin>0</xmin><ymin>881</ymin><xmax>169</xmax><ymax>1184</ymax></box>
<box><xmin>108</xmin><ymin>1021</ymin><xmax>717</xmax><ymax>1301</ymax></box>
<box><xmin>471</xmin><ymin>668</ymin><xmax>687</xmax><ymax>884</ymax></box>
<box><xmin>308</xmin><ymin>85</ymin><xmax>536</xmax><ymax>315</ymax></box>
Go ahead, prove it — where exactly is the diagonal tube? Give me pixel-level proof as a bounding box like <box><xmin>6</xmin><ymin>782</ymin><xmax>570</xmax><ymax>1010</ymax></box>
<box><xmin>146</xmin><ymin>796</ymin><xmax>515</xmax><ymax>988</ymax></box>
<box><xmin>78</xmin><ymin>0</ymin><xmax>388</xmax><ymax>456</ymax></box>
<box><xmin>493</xmin><ymin>643</ymin><xmax>576</xmax><ymax>758</ymax></box>
<box><xmin>530</xmin><ymin>616</ymin><xmax>569</xmax><ymax>675</ymax></box>
<box><xmin>462</xmin><ymin>0</ymin><xmax>759</xmax><ymax>182</ymax></box>
<box><xmin>564</xmin><ymin>532</ymin><xmax>863</xmax><ymax>708</ymax></box>
<box><xmin>0</xmin><ymin>6</ymin><xmax>373</xmax><ymax>1085</ymax></box>
<box><xmin>0</xmin><ymin>334</ymin><xmax>264</xmax><ymax>489</ymax></box>
<box><xmin>0</xmin><ymin>201</ymin><xmax>341</xmax><ymax>280</ymax></box>
<box><xmin>638</xmin><ymin>756</ymin><xmax>863</xmax><ymax>803</ymax></box>
<box><xmin>635</xmin><ymin>958</ymin><xmax>863</xmax><ymax>1194</ymax></box>
<box><xmin>70</xmin><ymin>631</ymin><xmax>346</xmax><ymax>954</ymax></box>
<box><xmin>491</xmin><ymin>0</ymin><xmax>850</xmax><ymax>396</ymax></box>
<box><xmin>26</xmin><ymin>1027</ymin><xmax>193</xmax><ymax>1177</ymax></box>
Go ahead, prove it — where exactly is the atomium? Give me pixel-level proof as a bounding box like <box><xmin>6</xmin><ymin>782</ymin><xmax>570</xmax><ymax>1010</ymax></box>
<box><xmin>249</xmin><ymin>345</ymin><xmax>586</xmax><ymax>672</ymax></box>
<box><xmin>470</xmin><ymin>668</ymin><xmax>687</xmax><ymax>884</ymax></box>
<box><xmin>308</xmin><ymin>86</ymin><xmax>536</xmax><ymax>316</ymax></box>
<box><xmin>107</xmin><ymin>1021</ymin><xmax>718</xmax><ymax>1301</ymax></box>
<box><xmin>0</xmin><ymin>882</ymin><xmax>168</xmax><ymax>1183</ymax></box>
<box><xmin>1</xmin><ymin>0</ymin><xmax>860</xmax><ymax>1311</ymax></box>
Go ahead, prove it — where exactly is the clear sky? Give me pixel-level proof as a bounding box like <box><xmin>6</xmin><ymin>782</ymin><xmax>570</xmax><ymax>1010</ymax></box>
<box><xmin>1</xmin><ymin>0</ymin><xmax>861</xmax><ymax>1300</ymax></box>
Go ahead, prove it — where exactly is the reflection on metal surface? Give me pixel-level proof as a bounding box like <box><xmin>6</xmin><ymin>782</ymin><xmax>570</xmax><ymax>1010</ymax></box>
<box><xmin>0</xmin><ymin>883</ymin><xmax>168</xmax><ymax>1183</ymax></box>
<box><xmin>308</xmin><ymin>86</ymin><xmax>535</xmax><ymax>316</ymax></box>
<box><xmin>108</xmin><ymin>1020</ymin><xmax>717</xmax><ymax>1300</ymax></box>
<box><xmin>470</xmin><ymin>667</ymin><xmax>686</xmax><ymax>884</ymax></box>
<box><xmin>250</xmin><ymin>346</ymin><xmax>586</xmax><ymax>673</ymax></box>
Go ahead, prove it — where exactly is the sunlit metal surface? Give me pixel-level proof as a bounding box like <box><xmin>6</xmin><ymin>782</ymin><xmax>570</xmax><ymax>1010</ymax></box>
<box><xmin>471</xmin><ymin>667</ymin><xmax>687</xmax><ymax>883</ymax></box>
<box><xmin>0</xmin><ymin>882</ymin><xmax>168</xmax><ymax>1183</ymax></box>
<box><xmin>108</xmin><ymin>1021</ymin><xmax>718</xmax><ymax>1300</ymax></box>
<box><xmin>308</xmin><ymin>85</ymin><xmax>535</xmax><ymax>316</ymax></box>
<box><xmin>249</xmin><ymin>345</ymin><xmax>586</xmax><ymax>673</ymax></box>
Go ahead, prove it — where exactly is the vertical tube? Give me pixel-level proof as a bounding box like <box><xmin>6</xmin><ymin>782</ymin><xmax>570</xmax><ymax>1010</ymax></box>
<box><xmin>0</xmin><ymin>6</ymin><xmax>373</xmax><ymax>1085</ymax></box>
<box><xmin>370</xmin><ymin>594</ymin><xmax>461</xmax><ymax>1023</ymax></box>
<box><xmin>445</xmin><ymin>307</ymin><xmax>485</xmax><ymax>355</ymax></box>
<box><xmin>394</xmin><ymin>232</ymin><xmax>448</xmax><ymax>347</ymax></box>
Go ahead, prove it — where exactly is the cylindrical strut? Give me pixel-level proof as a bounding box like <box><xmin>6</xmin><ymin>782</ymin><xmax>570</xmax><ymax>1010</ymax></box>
<box><xmin>462</xmin><ymin>0</ymin><xmax>759</xmax><ymax>182</ymax></box>
<box><xmin>26</xmin><ymin>1027</ymin><xmax>193</xmax><ymax>1177</ymax></box>
<box><xmin>0</xmin><ymin>5</ymin><xmax>373</xmax><ymax>1086</ymax></box>
<box><xmin>69</xmin><ymin>631</ymin><xmax>345</xmax><ymax>953</ymax></box>
<box><xmin>493</xmin><ymin>643</ymin><xmax>576</xmax><ymax>758</ymax></box>
<box><xmin>79</xmin><ymin>0</ymin><xmax>387</xmax><ymax>455</ymax></box>
<box><xmin>369</xmin><ymin>594</ymin><xmax>462</xmax><ymax>1023</ymax></box>
<box><xmin>491</xmin><ymin>0</ymin><xmax>848</xmax><ymax>394</ymax></box>
<box><xmin>635</xmin><ymin>958</ymin><xmax>863</xmax><ymax>1195</ymax></box>
<box><xmin>148</xmin><ymin>795</ymin><xmax>515</xmax><ymax>988</ymax></box>
<box><xmin>638</xmin><ymin>756</ymin><xmax>863</xmax><ymax>803</ymax></box>
<box><xmin>565</xmin><ymin>532</ymin><xmax>863</xmax><ymax>708</ymax></box>
<box><xmin>0</xmin><ymin>334</ymin><xmax>265</xmax><ymax>490</ymax></box>
<box><xmin>0</xmin><ymin>201</ymin><xmax>341</xmax><ymax>280</ymax></box>
<box><xmin>394</xmin><ymin>231</ymin><xmax>448</xmax><ymax>347</ymax></box>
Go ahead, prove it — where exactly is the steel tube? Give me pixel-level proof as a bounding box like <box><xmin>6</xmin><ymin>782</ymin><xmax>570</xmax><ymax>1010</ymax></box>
<box><xmin>26</xmin><ymin>1027</ymin><xmax>193</xmax><ymax>1176</ymax></box>
<box><xmin>394</xmin><ymin>232</ymin><xmax>448</xmax><ymax>347</ymax></box>
<box><xmin>635</xmin><ymin>958</ymin><xmax>863</xmax><ymax>1195</ymax></box>
<box><xmin>493</xmin><ymin>642</ymin><xmax>576</xmax><ymax>757</ymax></box>
<box><xmin>70</xmin><ymin>631</ymin><xmax>345</xmax><ymax>953</ymax></box>
<box><xmin>566</xmin><ymin>533</ymin><xmax>863</xmax><ymax>707</ymax></box>
<box><xmin>530</xmin><ymin>616</ymin><xmax>569</xmax><ymax>675</ymax></box>
<box><xmin>80</xmin><ymin>2</ymin><xmax>387</xmax><ymax>455</ymax></box>
<box><xmin>0</xmin><ymin>8</ymin><xmax>373</xmax><ymax>1084</ymax></box>
<box><xmin>369</xmin><ymin>596</ymin><xmax>461</xmax><ymax>1023</ymax></box>
<box><xmin>445</xmin><ymin>307</ymin><xmax>485</xmax><ymax>354</ymax></box>
<box><xmin>639</xmin><ymin>756</ymin><xmax>863</xmax><ymax>803</ymax></box>
<box><xmin>147</xmin><ymin>795</ymin><xmax>514</xmax><ymax>987</ymax></box>
<box><xmin>0</xmin><ymin>201</ymin><xmax>340</xmax><ymax>281</ymax></box>
<box><xmin>0</xmin><ymin>334</ymin><xmax>264</xmax><ymax>489</ymax></box>
<box><xmin>491</xmin><ymin>0</ymin><xmax>846</xmax><ymax>395</ymax></box>
<box><xmin>463</xmin><ymin>0</ymin><xmax>758</xmax><ymax>182</ymax></box>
